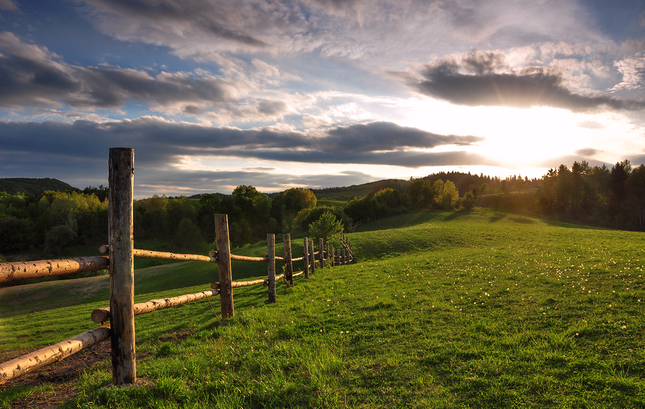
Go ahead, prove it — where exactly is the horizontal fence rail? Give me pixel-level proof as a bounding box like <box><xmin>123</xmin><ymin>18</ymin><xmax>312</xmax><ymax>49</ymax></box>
<box><xmin>0</xmin><ymin>326</ymin><xmax>110</xmax><ymax>385</ymax></box>
<box><xmin>0</xmin><ymin>256</ymin><xmax>109</xmax><ymax>283</ymax></box>
<box><xmin>1</xmin><ymin>147</ymin><xmax>358</xmax><ymax>387</ymax></box>
<box><xmin>91</xmin><ymin>290</ymin><xmax>220</xmax><ymax>323</ymax></box>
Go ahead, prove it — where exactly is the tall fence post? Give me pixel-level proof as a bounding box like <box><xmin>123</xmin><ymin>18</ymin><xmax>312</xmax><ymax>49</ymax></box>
<box><xmin>310</xmin><ymin>240</ymin><xmax>315</xmax><ymax>274</ymax></box>
<box><xmin>215</xmin><ymin>214</ymin><xmax>234</xmax><ymax>318</ymax></box>
<box><xmin>284</xmin><ymin>234</ymin><xmax>293</xmax><ymax>286</ymax></box>
<box><xmin>267</xmin><ymin>234</ymin><xmax>276</xmax><ymax>303</ymax></box>
<box><xmin>326</xmin><ymin>241</ymin><xmax>330</xmax><ymax>266</ymax></box>
<box><xmin>319</xmin><ymin>238</ymin><xmax>324</xmax><ymax>269</ymax></box>
<box><xmin>108</xmin><ymin>147</ymin><xmax>136</xmax><ymax>386</ymax></box>
<box><xmin>331</xmin><ymin>245</ymin><xmax>335</xmax><ymax>266</ymax></box>
<box><xmin>303</xmin><ymin>237</ymin><xmax>309</xmax><ymax>279</ymax></box>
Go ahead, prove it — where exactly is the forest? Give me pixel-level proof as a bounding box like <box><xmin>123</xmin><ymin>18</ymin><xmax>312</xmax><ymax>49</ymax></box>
<box><xmin>0</xmin><ymin>160</ymin><xmax>643</xmax><ymax>261</ymax></box>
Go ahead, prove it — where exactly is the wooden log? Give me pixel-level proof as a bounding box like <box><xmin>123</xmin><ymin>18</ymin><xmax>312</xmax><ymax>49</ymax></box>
<box><xmin>215</xmin><ymin>215</ymin><xmax>234</xmax><ymax>318</ymax></box>
<box><xmin>303</xmin><ymin>237</ymin><xmax>309</xmax><ymax>279</ymax></box>
<box><xmin>267</xmin><ymin>234</ymin><xmax>276</xmax><ymax>303</ymax></box>
<box><xmin>293</xmin><ymin>270</ymin><xmax>305</xmax><ymax>277</ymax></box>
<box><xmin>283</xmin><ymin>234</ymin><xmax>293</xmax><ymax>286</ymax></box>
<box><xmin>309</xmin><ymin>240</ymin><xmax>315</xmax><ymax>274</ymax></box>
<box><xmin>319</xmin><ymin>238</ymin><xmax>324</xmax><ymax>269</ymax></box>
<box><xmin>264</xmin><ymin>272</ymin><xmax>285</xmax><ymax>286</ymax></box>
<box><xmin>291</xmin><ymin>256</ymin><xmax>304</xmax><ymax>262</ymax></box>
<box><xmin>133</xmin><ymin>248</ymin><xmax>214</xmax><ymax>262</ymax></box>
<box><xmin>108</xmin><ymin>147</ymin><xmax>136</xmax><ymax>386</ymax></box>
<box><xmin>104</xmin><ymin>245</ymin><xmax>264</xmax><ymax>263</ymax></box>
<box><xmin>0</xmin><ymin>256</ymin><xmax>109</xmax><ymax>283</ymax></box>
<box><xmin>230</xmin><ymin>254</ymin><xmax>266</xmax><ymax>262</ymax></box>
<box><xmin>0</xmin><ymin>326</ymin><xmax>110</xmax><ymax>384</ymax></box>
<box><xmin>91</xmin><ymin>290</ymin><xmax>220</xmax><ymax>323</ymax></box>
<box><xmin>212</xmin><ymin>279</ymin><xmax>265</xmax><ymax>289</ymax></box>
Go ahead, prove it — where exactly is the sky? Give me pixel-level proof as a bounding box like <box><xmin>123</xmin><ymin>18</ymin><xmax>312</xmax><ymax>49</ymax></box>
<box><xmin>0</xmin><ymin>0</ymin><xmax>644</xmax><ymax>198</ymax></box>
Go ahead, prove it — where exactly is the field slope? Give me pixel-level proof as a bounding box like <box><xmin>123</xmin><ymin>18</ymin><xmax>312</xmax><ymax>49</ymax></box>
<box><xmin>1</xmin><ymin>208</ymin><xmax>644</xmax><ymax>408</ymax></box>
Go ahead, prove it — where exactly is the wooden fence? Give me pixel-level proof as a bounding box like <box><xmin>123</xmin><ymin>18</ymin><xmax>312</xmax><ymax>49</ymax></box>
<box><xmin>0</xmin><ymin>147</ymin><xmax>355</xmax><ymax>386</ymax></box>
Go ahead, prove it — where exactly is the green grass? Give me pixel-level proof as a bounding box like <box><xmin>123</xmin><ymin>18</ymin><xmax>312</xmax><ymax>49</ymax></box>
<box><xmin>2</xmin><ymin>208</ymin><xmax>645</xmax><ymax>407</ymax></box>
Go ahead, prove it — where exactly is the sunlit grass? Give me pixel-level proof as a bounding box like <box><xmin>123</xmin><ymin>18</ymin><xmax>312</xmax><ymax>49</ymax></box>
<box><xmin>1</xmin><ymin>208</ymin><xmax>644</xmax><ymax>407</ymax></box>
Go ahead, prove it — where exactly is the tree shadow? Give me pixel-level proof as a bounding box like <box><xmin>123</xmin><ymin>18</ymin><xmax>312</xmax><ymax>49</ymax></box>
<box><xmin>489</xmin><ymin>213</ymin><xmax>507</xmax><ymax>223</ymax></box>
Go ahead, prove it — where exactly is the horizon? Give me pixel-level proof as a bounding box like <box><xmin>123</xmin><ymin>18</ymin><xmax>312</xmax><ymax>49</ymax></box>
<box><xmin>0</xmin><ymin>0</ymin><xmax>644</xmax><ymax>197</ymax></box>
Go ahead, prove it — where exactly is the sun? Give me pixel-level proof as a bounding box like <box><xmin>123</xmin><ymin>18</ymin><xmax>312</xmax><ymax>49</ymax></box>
<box><xmin>402</xmin><ymin>98</ymin><xmax>597</xmax><ymax>170</ymax></box>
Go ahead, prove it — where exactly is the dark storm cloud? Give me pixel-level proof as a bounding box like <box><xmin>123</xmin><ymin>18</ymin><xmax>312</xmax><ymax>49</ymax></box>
<box><xmin>0</xmin><ymin>32</ymin><xmax>80</xmax><ymax>109</ymax></box>
<box><xmin>0</xmin><ymin>118</ymin><xmax>488</xmax><ymax>177</ymax></box>
<box><xmin>0</xmin><ymin>32</ymin><xmax>239</xmax><ymax>110</ymax></box>
<box><xmin>416</xmin><ymin>54</ymin><xmax>645</xmax><ymax>112</ymax></box>
<box><xmin>69</xmin><ymin>67</ymin><xmax>236</xmax><ymax>109</ymax></box>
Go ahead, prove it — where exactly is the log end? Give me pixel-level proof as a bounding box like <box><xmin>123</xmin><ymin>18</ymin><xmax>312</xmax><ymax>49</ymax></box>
<box><xmin>91</xmin><ymin>308</ymin><xmax>110</xmax><ymax>323</ymax></box>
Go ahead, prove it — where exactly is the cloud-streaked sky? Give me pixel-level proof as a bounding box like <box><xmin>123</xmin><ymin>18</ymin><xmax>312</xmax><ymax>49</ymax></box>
<box><xmin>1</xmin><ymin>0</ymin><xmax>644</xmax><ymax>197</ymax></box>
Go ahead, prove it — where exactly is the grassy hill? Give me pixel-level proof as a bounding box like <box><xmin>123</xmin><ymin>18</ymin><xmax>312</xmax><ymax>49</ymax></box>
<box><xmin>0</xmin><ymin>178</ymin><xmax>77</xmax><ymax>196</ymax></box>
<box><xmin>1</xmin><ymin>208</ymin><xmax>644</xmax><ymax>407</ymax></box>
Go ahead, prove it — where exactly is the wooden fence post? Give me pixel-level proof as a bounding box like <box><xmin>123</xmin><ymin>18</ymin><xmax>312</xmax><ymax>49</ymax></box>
<box><xmin>330</xmin><ymin>245</ymin><xmax>334</xmax><ymax>267</ymax></box>
<box><xmin>267</xmin><ymin>234</ymin><xmax>276</xmax><ymax>303</ymax></box>
<box><xmin>303</xmin><ymin>237</ymin><xmax>309</xmax><ymax>279</ymax></box>
<box><xmin>326</xmin><ymin>241</ymin><xmax>330</xmax><ymax>266</ymax></box>
<box><xmin>283</xmin><ymin>234</ymin><xmax>293</xmax><ymax>286</ymax></box>
<box><xmin>310</xmin><ymin>240</ymin><xmax>315</xmax><ymax>274</ymax></box>
<box><xmin>108</xmin><ymin>147</ymin><xmax>136</xmax><ymax>386</ymax></box>
<box><xmin>319</xmin><ymin>238</ymin><xmax>324</xmax><ymax>269</ymax></box>
<box><xmin>215</xmin><ymin>215</ymin><xmax>234</xmax><ymax>318</ymax></box>
<box><xmin>343</xmin><ymin>248</ymin><xmax>347</xmax><ymax>265</ymax></box>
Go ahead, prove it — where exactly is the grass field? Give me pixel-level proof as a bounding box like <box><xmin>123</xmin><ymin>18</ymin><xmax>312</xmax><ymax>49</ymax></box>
<box><xmin>1</xmin><ymin>208</ymin><xmax>644</xmax><ymax>408</ymax></box>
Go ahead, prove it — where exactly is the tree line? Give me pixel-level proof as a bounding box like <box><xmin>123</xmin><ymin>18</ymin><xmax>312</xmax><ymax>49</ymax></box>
<box><xmin>537</xmin><ymin>160</ymin><xmax>645</xmax><ymax>231</ymax></box>
<box><xmin>2</xmin><ymin>161</ymin><xmax>642</xmax><ymax>260</ymax></box>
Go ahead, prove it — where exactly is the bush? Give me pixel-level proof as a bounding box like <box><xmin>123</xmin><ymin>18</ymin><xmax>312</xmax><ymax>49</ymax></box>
<box><xmin>0</xmin><ymin>217</ymin><xmax>36</xmax><ymax>253</ymax></box>
<box><xmin>308</xmin><ymin>211</ymin><xmax>344</xmax><ymax>245</ymax></box>
<box><xmin>174</xmin><ymin>217</ymin><xmax>207</xmax><ymax>253</ymax></box>
<box><xmin>462</xmin><ymin>191</ymin><xmax>476</xmax><ymax>210</ymax></box>
<box><xmin>44</xmin><ymin>224</ymin><xmax>77</xmax><ymax>255</ymax></box>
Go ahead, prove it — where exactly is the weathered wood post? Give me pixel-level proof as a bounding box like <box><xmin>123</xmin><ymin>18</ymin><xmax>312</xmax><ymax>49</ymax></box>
<box><xmin>310</xmin><ymin>240</ymin><xmax>315</xmax><ymax>274</ymax></box>
<box><xmin>283</xmin><ymin>234</ymin><xmax>293</xmax><ymax>286</ymax></box>
<box><xmin>330</xmin><ymin>245</ymin><xmax>334</xmax><ymax>267</ymax></box>
<box><xmin>319</xmin><ymin>238</ymin><xmax>324</xmax><ymax>269</ymax></box>
<box><xmin>215</xmin><ymin>214</ymin><xmax>234</xmax><ymax>318</ymax></box>
<box><xmin>303</xmin><ymin>237</ymin><xmax>309</xmax><ymax>279</ymax></box>
<box><xmin>108</xmin><ymin>147</ymin><xmax>136</xmax><ymax>386</ymax></box>
<box><xmin>267</xmin><ymin>234</ymin><xmax>276</xmax><ymax>303</ymax></box>
<box><xmin>326</xmin><ymin>241</ymin><xmax>330</xmax><ymax>266</ymax></box>
<box><xmin>343</xmin><ymin>248</ymin><xmax>347</xmax><ymax>265</ymax></box>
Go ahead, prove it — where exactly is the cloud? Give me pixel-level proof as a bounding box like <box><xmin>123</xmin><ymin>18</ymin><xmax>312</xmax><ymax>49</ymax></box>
<box><xmin>610</xmin><ymin>52</ymin><xmax>645</xmax><ymax>92</ymax></box>
<box><xmin>0</xmin><ymin>0</ymin><xmax>17</xmax><ymax>10</ymax></box>
<box><xmin>415</xmin><ymin>51</ymin><xmax>645</xmax><ymax>112</ymax></box>
<box><xmin>0</xmin><ymin>32</ymin><xmax>79</xmax><ymax>109</ymax></box>
<box><xmin>578</xmin><ymin>120</ymin><xmax>605</xmax><ymax>129</ymax></box>
<box><xmin>0</xmin><ymin>32</ymin><xmax>298</xmax><ymax>122</ymax></box>
<box><xmin>0</xmin><ymin>118</ymin><xmax>488</xmax><ymax>195</ymax></box>
<box><xmin>575</xmin><ymin>148</ymin><xmax>601</xmax><ymax>156</ymax></box>
<box><xmin>0</xmin><ymin>118</ymin><xmax>489</xmax><ymax>181</ymax></box>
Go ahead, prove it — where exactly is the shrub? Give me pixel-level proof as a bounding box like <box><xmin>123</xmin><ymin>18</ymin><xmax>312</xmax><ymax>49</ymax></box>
<box><xmin>308</xmin><ymin>211</ymin><xmax>344</xmax><ymax>244</ymax></box>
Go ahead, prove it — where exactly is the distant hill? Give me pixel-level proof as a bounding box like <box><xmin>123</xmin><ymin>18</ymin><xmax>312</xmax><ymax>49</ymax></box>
<box><xmin>311</xmin><ymin>179</ymin><xmax>407</xmax><ymax>202</ymax></box>
<box><xmin>0</xmin><ymin>178</ymin><xmax>78</xmax><ymax>196</ymax></box>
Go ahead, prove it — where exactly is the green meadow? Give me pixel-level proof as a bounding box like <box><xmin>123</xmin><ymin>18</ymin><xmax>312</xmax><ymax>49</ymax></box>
<box><xmin>1</xmin><ymin>208</ymin><xmax>644</xmax><ymax>408</ymax></box>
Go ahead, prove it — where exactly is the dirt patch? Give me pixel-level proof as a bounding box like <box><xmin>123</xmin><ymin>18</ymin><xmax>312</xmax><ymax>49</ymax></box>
<box><xmin>1</xmin><ymin>342</ymin><xmax>111</xmax><ymax>408</ymax></box>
